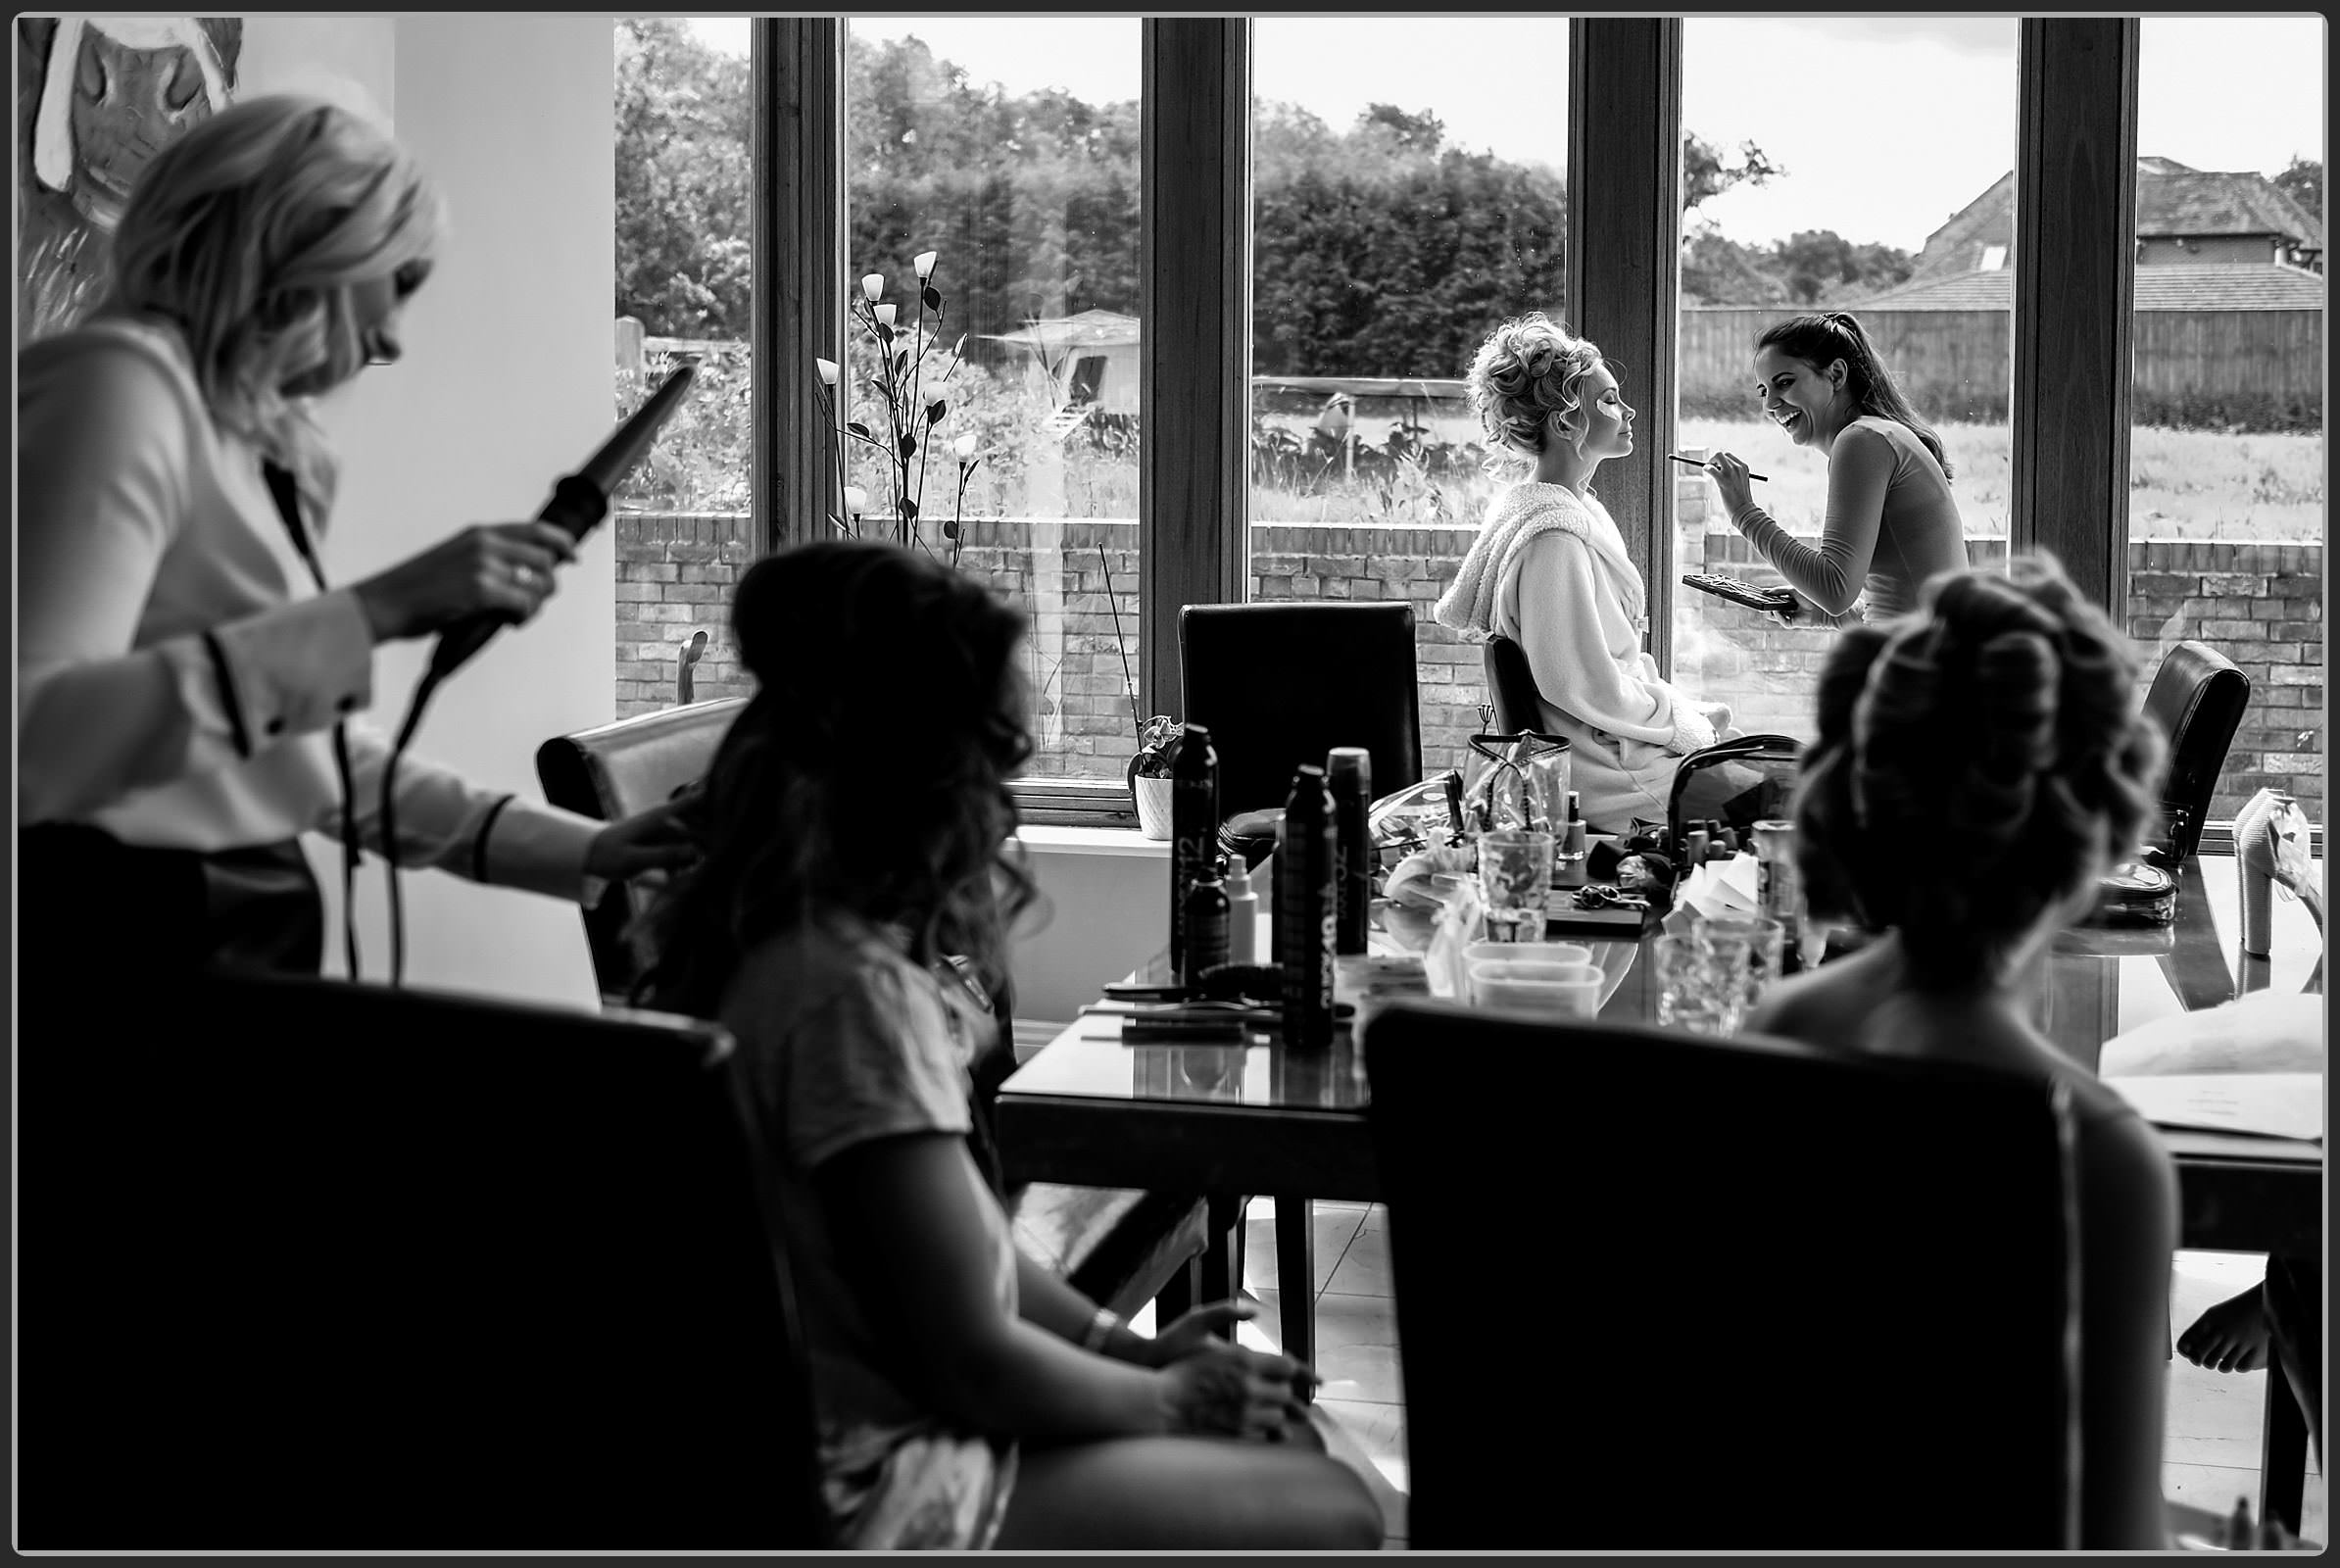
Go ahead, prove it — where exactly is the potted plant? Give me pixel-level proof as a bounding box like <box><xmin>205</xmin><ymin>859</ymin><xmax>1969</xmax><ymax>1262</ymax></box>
<box><xmin>1128</xmin><ymin>714</ymin><xmax>1183</xmax><ymax>840</ymax></box>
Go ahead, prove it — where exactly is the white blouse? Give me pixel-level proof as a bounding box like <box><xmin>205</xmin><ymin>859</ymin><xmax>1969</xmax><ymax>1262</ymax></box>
<box><xmin>18</xmin><ymin>315</ymin><xmax>600</xmax><ymax>900</ymax></box>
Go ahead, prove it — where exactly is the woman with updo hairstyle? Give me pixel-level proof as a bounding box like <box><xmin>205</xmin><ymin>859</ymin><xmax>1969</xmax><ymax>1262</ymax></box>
<box><xmin>1744</xmin><ymin>555</ymin><xmax>2177</xmax><ymax>1548</ymax></box>
<box><xmin>18</xmin><ymin>93</ymin><xmax>691</xmax><ymax>980</ymax></box>
<box><xmin>1436</xmin><ymin>311</ymin><xmax>1739</xmax><ymax>833</ymax></box>
<box><xmin>1699</xmin><ymin>310</ymin><xmax>1970</xmax><ymax>628</ymax></box>
<box><xmin>635</xmin><ymin>539</ymin><xmax>1384</xmax><ymax>1551</ymax></box>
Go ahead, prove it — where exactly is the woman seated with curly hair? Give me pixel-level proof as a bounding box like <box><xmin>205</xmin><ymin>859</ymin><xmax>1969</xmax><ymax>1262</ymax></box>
<box><xmin>1436</xmin><ymin>311</ymin><xmax>1741</xmax><ymax>834</ymax></box>
<box><xmin>634</xmin><ymin>539</ymin><xmax>1384</xmax><ymax>1551</ymax></box>
<box><xmin>1746</xmin><ymin>555</ymin><xmax>2177</xmax><ymax>1548</ymax></box>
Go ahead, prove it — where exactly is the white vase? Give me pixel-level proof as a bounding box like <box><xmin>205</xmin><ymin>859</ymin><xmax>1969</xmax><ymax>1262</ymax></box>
<box><xmin>1133</xmin><ymin>774</ymin><xmax>1176</xmax><ymax>840</ymax></box>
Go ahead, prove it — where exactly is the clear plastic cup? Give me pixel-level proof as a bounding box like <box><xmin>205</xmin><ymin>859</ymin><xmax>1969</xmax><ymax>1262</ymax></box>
<box><xmin>1651</xmin><ymin>933</ymin><xmax>1743</xmax><ymax>1036</ymax></box>
<box><xmin>1693</xmin><ymin>914</ymin><xmax>1785</xmax><ymax>1013</ymax></box>
<box><xmin>1479</xmin><ymin>828</ymin><xmax>1555</xmax><ymax>944</ymax></box>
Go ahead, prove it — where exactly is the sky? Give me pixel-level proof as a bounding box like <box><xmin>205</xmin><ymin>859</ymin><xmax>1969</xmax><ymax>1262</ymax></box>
<box><xmin>686</xmin><ymin>14</ymin><xmax>2324</xmax><ymax>254</ymax></box>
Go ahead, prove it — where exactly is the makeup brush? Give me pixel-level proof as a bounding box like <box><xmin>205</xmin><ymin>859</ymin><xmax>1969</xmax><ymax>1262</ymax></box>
<box><xmin>1669</xmin><ymin>452</ymin><xmax>1767</xmax><ymax>482</ymax></box>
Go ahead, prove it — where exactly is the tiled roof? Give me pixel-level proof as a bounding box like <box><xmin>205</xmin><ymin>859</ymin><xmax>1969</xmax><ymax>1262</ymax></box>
<box><xmin>2142</xmin><ymin>172</ymin><xmax>2323</xmax><ymax>249</ymax></box>
<box><xmin>1909</xmin><ymin>160</ymin><xmax>2322</xmax><ymax>277</ymax></box>
<box><xmin>1847</xmin><ymin>263</ymin><xmax>2325</xmax><ymax>312</ymax></box>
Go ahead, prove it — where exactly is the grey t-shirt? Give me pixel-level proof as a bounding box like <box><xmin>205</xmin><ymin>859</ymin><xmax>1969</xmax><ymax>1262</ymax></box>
<box><xmin>722</xmin><ymin>919</ymin><xmax>1019</xmax><ymax>1548</ymax></box>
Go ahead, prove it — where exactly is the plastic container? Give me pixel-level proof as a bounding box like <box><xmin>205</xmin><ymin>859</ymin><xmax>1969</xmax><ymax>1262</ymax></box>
<box><xmin>1469</xmin><ymin>959</ymin><xmax>1604</xmax><ymax>1017</ymax></box>
<box><xmin>1224</xmin><ymin>855</ymin><xmax>1259</xmax><ymax>964</ymax></box>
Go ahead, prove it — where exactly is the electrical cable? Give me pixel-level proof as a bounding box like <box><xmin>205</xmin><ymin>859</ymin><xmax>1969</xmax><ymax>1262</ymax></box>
<box><xmin>374</xmin><ymin>362</ymin><xmax>701</xmax><ymax>986</ymax></box>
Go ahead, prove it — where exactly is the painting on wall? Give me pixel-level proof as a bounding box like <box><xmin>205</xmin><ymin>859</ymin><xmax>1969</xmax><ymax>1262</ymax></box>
<box><xmin>15</xmin><ymin>16</ymin><xmax>243</xmax><ymax>346</ymax></box>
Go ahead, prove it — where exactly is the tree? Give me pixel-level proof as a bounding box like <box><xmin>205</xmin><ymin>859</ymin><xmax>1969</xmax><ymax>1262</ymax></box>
<box><xmin>1681</xmin><ymin>221</ymin><xmax>1786</xmax><ymax>306</ymax></box>
<box><xmin>1682</xmin><ymin>132</ymin><xmax>1784</xmax><ymax>213</ymax></box>
<box><xmin>1357</xmin><ymin>103</ymin><xmax>1445</xmax><ymax>155</ymax></box>
<box><xmin>613</xmin><ymin>20</ymin><xmax>751</xmax><ymax>337</ymax></box>
<box><xmin>2273</xmin><ymin>155</ymin><xmax>2322</xmax><ymax>222</ymax></box>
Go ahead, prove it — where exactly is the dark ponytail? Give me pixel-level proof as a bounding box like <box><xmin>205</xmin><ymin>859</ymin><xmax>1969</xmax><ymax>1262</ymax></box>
<box><xmin>1756</xmin><ymin>311</ymin><xmax>1954</xmax><ymax>481</ymax></box>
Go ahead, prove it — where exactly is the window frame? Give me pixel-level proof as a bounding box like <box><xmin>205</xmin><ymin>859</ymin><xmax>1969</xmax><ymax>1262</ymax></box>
<box><xmin>750</xmin><ymin>17</ymin><xmax>2180</xmax><ymax>833</ymax></box>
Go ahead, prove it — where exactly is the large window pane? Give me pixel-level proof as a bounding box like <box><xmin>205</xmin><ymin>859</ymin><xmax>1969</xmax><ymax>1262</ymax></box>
<box><xmin>2128</xmin><ymin>18</ymin><xmax>2324</xmax><ymax>828</ymax></box>
<box><xmin>1248</xmin><ymin>18</ymin><xmax>1569</xmax><ymax>776</ymax></box>
<box><xmin>845</xmin><ymin>18</ymin><xmax>1142</xmax><ymax>783</ymax></box>
<box><xmin>1674</xmin><ymin>19</ymin><xmax>2019</xmax><ymax>742</ymax></box>
<box><xmin>611</xmin><ymin>18</ymin><xmax>753</xmax><ymax>716</ymax></box>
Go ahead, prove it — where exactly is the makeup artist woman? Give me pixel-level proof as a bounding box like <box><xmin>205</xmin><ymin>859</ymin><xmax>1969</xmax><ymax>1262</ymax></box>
<box><xmin>17</xmin><ymin>94</ymin><xmax>692</xmax><ymax>984</ymax></box>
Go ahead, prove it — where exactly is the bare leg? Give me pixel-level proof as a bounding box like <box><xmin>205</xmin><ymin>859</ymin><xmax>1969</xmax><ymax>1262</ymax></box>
<box><xmin>994</xmin><ymin>1435</ymin><xmax>1385</xmax><ymax>1550</ymax></box>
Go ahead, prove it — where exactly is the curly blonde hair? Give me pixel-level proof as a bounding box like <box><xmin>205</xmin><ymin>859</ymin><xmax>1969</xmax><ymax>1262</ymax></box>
<box><xmin>1466</xmin><ymin>311</ymin><xmax>1608</xmax><ymax>466</ymax></box>
<box><xmin>102</xmin><ymin>93</ymin><xmax>445</xmax><ymax>481</ymax></box>
<box><xmin>1792</xmin><ymin>556</ymin><xmax>2166</xmax><ymax>985</ymax></box>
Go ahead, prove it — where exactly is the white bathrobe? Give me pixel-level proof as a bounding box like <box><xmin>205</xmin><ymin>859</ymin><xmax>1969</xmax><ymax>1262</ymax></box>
<box><xmin>1436</xmin><ymin>481</ymin><xmax>1718</xmax><ymax>834</ymax></box>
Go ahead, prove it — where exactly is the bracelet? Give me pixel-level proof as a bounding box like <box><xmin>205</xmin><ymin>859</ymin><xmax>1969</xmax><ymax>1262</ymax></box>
<box><xmin>1078</xmin><ymin>1305</ymin><xmax>1121</xmax><ymax>1354</ymax></box>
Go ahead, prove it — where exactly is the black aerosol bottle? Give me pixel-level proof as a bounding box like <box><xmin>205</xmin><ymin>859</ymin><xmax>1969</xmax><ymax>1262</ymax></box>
<box><xmin>1168</xmin><ymin>723</ymin><xmax>1219</xmax><ymax>982</ymax></box>
<box><xmin>1278</xmin><ymin>763</ymin><xmax>1338</xmax><ymax>1051</ymax></box>
<box><xmin>1325</xmin><ymin>747</ymin><xmax>1373</xmax><ymax>956</ymax></box>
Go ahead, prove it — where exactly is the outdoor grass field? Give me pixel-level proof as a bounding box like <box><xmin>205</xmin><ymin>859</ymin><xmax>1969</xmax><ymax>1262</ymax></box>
<box><xmin>1677</xmin><ymin>417</ymin><xmax>2324</xmax><ymax>543</ymax></box>
<box><xmin>624</xmin><ymin>349</ymin><xmax>2322</xmax><ymax>543</ymax></box>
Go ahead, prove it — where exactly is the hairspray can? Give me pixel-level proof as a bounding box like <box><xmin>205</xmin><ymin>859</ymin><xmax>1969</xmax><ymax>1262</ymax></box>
<box><xmin>1181</xmin><ymin>861</ymin><xmax>1231</xmax><ymax>988</ymax></box>
<box><xmin>1278</xmin><ymin>764</ymin><xmax>1338</xmax><ymax>1051</ymax></box>
<box><xmin>1168</xmin><ymin>723</ymin><xmax>1219</xmax><ymax>980</ymax></box>
<box><xmin>1324</xmin><ymin>747</ymin><xmax>1373</xmax><ymax>956</ymax></box>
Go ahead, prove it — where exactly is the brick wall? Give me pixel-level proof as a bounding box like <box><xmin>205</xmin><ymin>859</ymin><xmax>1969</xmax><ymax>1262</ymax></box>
<box><xmin>614</xmin><ymin>501</ymin><xmax>2322</xmax><ymax>821</ymax></box>
<box><xmin>612</xmin><ymin>512</ymin><xmax>758</xmax><ymax>714</ymax></box>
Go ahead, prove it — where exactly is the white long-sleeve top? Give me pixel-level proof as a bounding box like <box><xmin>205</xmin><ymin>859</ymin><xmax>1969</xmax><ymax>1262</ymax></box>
<box><xmin>18</xmin><ymin>314</ymin><xmax>601</xmax><ymax>898</ymax></box>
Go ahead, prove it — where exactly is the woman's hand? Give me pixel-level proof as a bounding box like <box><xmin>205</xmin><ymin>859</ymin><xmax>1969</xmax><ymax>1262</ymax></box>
<box><xmin>1143</xmin><ymin>1298</ymin><xmax>1307</xmax><ymax>1372</ymax></box>
<box><xmin>349</xmin><ymin>521</ymin><xmax>577</xmax><ymax>642</ymax></box>
<box><xmin>584</xmin><ymin>799</ymin><xmax>701</xmax><ymax>882</ymax></box>
<box><xmin>1703</xmin><ymin>452</ymin><xmax>1758</xmax><ymax>519</ymax></box>
<box><xmin>1156</xmin><ymin>1339</ymin><xmax>1317</xmax><ymax>1443</ymax></box>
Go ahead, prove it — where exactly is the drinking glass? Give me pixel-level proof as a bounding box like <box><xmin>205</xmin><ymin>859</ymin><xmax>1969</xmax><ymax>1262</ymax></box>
<box><xmin>1478</xmin><ymin>828</ymin><xmax>1554</xmax><ymax>943</ymax></box>
<box><xmin>1694</xmin><ymin>914</ymin><xmax>1785</xmax><ymax>1015</ymax></box>
<box><xmin>1651</xmin><ymin>933</ymin><xmax>1742</xmax><ymax>1035</ymax></box>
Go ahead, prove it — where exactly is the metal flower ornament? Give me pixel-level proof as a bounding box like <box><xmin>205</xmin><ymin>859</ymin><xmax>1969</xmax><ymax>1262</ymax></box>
<box><xmin>814</xmin><ymin>249</ymin><xmax>982</xmax><ymax>563</ymax></box>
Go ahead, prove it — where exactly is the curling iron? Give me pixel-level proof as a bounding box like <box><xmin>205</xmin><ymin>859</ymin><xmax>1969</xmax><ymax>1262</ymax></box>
<box><xmin>425</xmin><ymin>359</ymin><xmax>700</xmax><ymax>685</ymax></box>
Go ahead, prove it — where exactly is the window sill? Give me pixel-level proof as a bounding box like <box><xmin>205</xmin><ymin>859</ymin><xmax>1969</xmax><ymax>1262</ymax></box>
<box><xmin>1015</xmin><ymin>823</ymin><xmax>1167</xmax><ymax>858</ymax></box>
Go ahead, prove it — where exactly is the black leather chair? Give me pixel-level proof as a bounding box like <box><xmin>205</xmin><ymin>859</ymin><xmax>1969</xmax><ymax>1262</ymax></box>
<box><xmin>1363</xmin><ymin>1000</ymin><xmax>2080</xmax><ymax>1550</ymax></box>
<box><xmin>1179</xmin><ymin>601</ymin><xmax>1425</xmax><ymax>823</ymax></box>
<box><xmin>536</xmin><ymin>698</ymin><xmax>749</xmax><ymax>1002</ymax></box>
<box><xmin>26</xmin><ymin>973</ymin><xmax>825</xmax><ymax>1550</ymax></box>
<box><xmin>2138</xmin><ymin>639</ymin><xmax>2252</xmax><ymax>866</ymax></box>
<box><xmin>537</xmin><ymin>706</ymin><xmax>1211</xmax><ymax>1323</ymax></box>
<box><xmin>1482</xmin><ymin>633</ymin><xmax>1544</xmax><ymax>736</ymax></box>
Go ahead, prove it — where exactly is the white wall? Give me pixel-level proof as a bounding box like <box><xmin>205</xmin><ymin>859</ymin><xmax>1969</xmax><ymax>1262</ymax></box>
<box><xmin>1009</xmin><ymin>828</ymin><xmax>1170</xmax><ymax>1024</ymax></box>
<box><xmin>304</xmin><ymin>17</ymin><xmax>617</xmax><ymax>1007</ymax></box>
<box><xmin>235</xmin><ymin>16</ymin><xmax>394</xmax><ymax>117</ymax></box>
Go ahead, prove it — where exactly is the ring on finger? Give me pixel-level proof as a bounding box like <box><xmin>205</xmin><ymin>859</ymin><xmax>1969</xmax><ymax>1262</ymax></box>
<box><xmin>513</xmin><ymin>563</ymin><xmax>540</xmax><ymax>592</ymax></box>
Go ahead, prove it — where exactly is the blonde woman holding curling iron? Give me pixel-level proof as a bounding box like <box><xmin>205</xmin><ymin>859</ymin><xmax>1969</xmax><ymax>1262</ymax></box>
<box><xmin>18</xmin><ymin>94</ymin><xmax>692</xmax><ymax>981</ymax></box>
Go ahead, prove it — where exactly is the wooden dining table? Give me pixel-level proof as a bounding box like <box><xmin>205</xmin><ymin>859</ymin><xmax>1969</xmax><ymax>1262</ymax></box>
<box><xmin>995</xmin><ymin>853</ymin><xmax>2323</xmax><ymax>1531</ymax></box>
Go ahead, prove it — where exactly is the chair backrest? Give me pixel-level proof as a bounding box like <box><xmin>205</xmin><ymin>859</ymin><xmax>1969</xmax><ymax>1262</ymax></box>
<box><xmin>1482</xmin><ymin>633</ymin><xmax>1544</xmax><ymax>736</ymax></box>
<box><xmin>536</xmin><ymin>698</ymin><xmax>748</xmax><ymax>997</ymax></box>
<box><xmin>2139</xmin><ymin>639</ymin><xmax>2251</xmax><ymax>864</ymax></box>
<box><xmin>1179</xmin><ymin>601</ymin><xmax>1424</xmax><ymax>820</ymax></box>
<box><xmin>26</xmin><ymin>973</ymin><xmax>827</xmax><ymax>1551</ymax></box>
<box><xmin>1362</xmin><ymin>1001</ymin><xmax>2077</xmax><ymax>1551</ymax></box>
